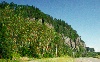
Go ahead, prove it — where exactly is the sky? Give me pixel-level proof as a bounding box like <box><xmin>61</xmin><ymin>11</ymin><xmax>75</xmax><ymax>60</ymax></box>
<box><xmin>1</xmin><ymin>0</ymin><xmax>100</xmax><ymax>52</ymax></box>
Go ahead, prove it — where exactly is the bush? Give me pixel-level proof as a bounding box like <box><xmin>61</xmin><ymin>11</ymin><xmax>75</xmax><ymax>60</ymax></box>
<box><xmin>11</xmin><ymin>52</ymin><xmax>21</xmax><ymax>60</ymax></box>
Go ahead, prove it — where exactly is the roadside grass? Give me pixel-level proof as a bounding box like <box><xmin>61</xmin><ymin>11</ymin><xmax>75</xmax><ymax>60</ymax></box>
<box><xmin>0</xmin><ymin>59</ymin><xmax>22</xmax><ymax>62</ymax></box>
<box><xmin>95</xmin><ymin>55</ymin><xmax>100</xmax><ymax>59</ymax></box>
<box><xmin>0</xmin><ymin>57</ymin><xmax>29</xmax><ymax>62</ymax></box>
<box><xmin>0</xmin><ymin>56</ymin><xmax>75</xmax><ymax>62</ymax></box>
<box><xmin>29</xmin><ymin>56</ymin><xmax>75</xmax><ymax>62</ymax></box>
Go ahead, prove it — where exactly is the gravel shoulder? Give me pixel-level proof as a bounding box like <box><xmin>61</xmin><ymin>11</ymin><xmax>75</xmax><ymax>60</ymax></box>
<box><xmin>75</xmin><ymin>57</ymin><xmax>100</xmax><ymax>62</ymax></box>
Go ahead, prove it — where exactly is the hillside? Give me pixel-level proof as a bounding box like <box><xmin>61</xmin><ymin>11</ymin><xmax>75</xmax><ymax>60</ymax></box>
<box><xmin>0</xmin><ymin>1</ymin><xmax>95</xmax><ymax>59</ymax></box>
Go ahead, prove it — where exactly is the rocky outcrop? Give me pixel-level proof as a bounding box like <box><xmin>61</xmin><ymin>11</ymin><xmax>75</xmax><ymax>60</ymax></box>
<box><xmin>76</xmin><ymin>36</ymin><xmax>81</xmax><ymax>45</ymax></box>
<box><xmin>64</xmin><ymin>37</ymin><xmax>71</xmax><ymax>47</ymax></box>
<box><xmin>80</xmin><ymin>41</ymin><xmax>86</xmax><ymax>48</ymax></box>
<box><xmin>64</xmin><ymin>36</ymin><xmax>86</xmax><ymax>50</ymax></box>
<box><xmin>71</xmin><ymin>40</ymin><xmax>75</xmax><ymax>49</ymax></box>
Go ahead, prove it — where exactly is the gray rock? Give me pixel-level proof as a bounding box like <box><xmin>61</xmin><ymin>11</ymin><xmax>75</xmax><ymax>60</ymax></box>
<box><xmin>64</xmin><ymin>36</ymin><xmax>86</xmax><ymax>51</ymax></box>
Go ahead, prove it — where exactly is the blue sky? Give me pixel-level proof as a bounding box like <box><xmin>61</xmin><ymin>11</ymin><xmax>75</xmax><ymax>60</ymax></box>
<box><xmin>1</xmin><ymin>0</ymin><xmax>100</xmax><ymax>52</ymax></box>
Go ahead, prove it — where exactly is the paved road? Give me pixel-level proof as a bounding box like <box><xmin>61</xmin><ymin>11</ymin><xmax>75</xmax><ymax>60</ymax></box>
<box><xmin>75</xmin><ymin>57</ymin><xmax>100</xmax><ymax>62</ymax></box>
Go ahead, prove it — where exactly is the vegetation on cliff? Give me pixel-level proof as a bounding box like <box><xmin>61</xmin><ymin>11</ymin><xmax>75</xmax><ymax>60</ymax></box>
<box><xmin>0</xmin><ymin>1</ymin><xmax>95</xmax><ymax>59</ymax></box>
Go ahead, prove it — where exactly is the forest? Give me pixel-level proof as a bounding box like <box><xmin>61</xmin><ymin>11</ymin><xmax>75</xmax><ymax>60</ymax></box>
<box><xmin>0</xmin><ymin>1</ymin><xmax>96</xmax><ymax>59</ymax></box>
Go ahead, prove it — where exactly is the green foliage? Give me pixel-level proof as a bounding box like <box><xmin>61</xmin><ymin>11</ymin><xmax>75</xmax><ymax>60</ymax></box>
<box><xmin>86</xmin><ymin>52</ymin><xmax>96</xmax><ymax>57</ymax></box>
<box><xmin>11</xmin><ymin>52</ymin><xmax>21</xmax><ymax>60</ymax></box>
<box><xmin>0</xmin><ymin>3</ymin><xmax>65</xmax><ymax>58</ymax></box>
<box><xmin>0</xmin><ymin>59</ymin><xmax>20</xmax><ymax>62</ymax></box>
<box><xmin>0</xmin><ymin>1</ymin><xmax>87</xmax><ymax>59</ymax></box>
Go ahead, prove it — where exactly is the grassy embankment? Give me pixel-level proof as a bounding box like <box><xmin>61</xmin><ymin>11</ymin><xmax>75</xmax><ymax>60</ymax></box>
<box><xmin>0</xmin><ymin>56</ymin><xmax>75</xmax><ymax>62</ymax></box>
<box><xmin>94</xmin><ymin>55</ymin><xmax>100</xmax><ymax>59</ymax></box>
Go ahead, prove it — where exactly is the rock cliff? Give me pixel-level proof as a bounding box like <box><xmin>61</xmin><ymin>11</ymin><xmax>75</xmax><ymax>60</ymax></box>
<box><xmin>64</xmin><ymin>36</ymin><xmax>86</xmax><ymax>51</ymax></box>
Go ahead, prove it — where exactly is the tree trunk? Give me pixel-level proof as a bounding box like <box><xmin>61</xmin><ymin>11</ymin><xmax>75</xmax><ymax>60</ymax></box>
<box><xmin>56</xmin><ymin>44</ymin><xmax>57</xmax><ymax>57</ymax></box>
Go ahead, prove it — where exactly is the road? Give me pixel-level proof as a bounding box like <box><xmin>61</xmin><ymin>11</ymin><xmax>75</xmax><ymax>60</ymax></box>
<box><xmin>75</xmin><ymin>57</ymin><xmax>100</xmax><ymax>62</ymax></box>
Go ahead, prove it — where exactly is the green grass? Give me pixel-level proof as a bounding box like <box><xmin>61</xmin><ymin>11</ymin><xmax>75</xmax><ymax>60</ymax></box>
<box><xmin>29</xmin><ymin>56</ymin><xmax>75</xmax><ymax>62</ymax></box>
<box><xmin>94</xmin><ymin>55</ymin><xmax>100</xmax><ymax>59</ymax></box>
<box><xmin>0</xmin><ymin>57</ymin><xmax>28</xmax><ymax>62</ymax></box>
<box><xmin>0</xmin><ymin>59</ymin><xmax>21</xmax><ymax>62</ymax></box>
<box><xmin>0</xmin><ymin>56</ymin><xmax>75</xmax><ymax>62</ymax></box>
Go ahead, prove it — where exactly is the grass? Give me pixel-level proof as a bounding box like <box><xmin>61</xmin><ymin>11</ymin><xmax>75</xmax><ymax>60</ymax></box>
<box><xmin>0</xmin><ymin>56</ymin><xmax>75</xmax><ymax>62</ymax></box>
<box><xmin>0</xmin><ymin>59</ymin><xmax>21</xmax><ymax>62</ymax></box>
<box><xmin>94</xmin><ymin>55</ymin><xmax>100</xmax><ymax>59</ymax></box>
<box><xmin>29</xmin><ymin>56</ymin><xmax>75</xmax><ymax>62</ymax></box>
<box><xmin>0</xmin><ymin>57</ymin><xmax>29</xmax><ymax>62</ymax></box>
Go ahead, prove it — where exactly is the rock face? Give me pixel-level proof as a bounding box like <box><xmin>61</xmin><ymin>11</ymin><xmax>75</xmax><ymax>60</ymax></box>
<box><xmin>80</xmin><ymin>42</ymin><xmax>86</xmax><ymax>48</ymax></box>
<box><xmin>71</xmin><ymin>40</ymin><xmax>75</xmax><ymax>49</ymax></box>
<box><xmin>64</xmin><ymin>36</ymin><xmax>86</xmax><ymax>50</ymax></box>
<box><xmin>64</xmin><ymin>37</ymin><xmax>71</xmax><ymax>47</ymax></box>
<box><xmin>76</xmin><ymin>36</ymin><xmax>81</xmax><ymax>45</ymax></box>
